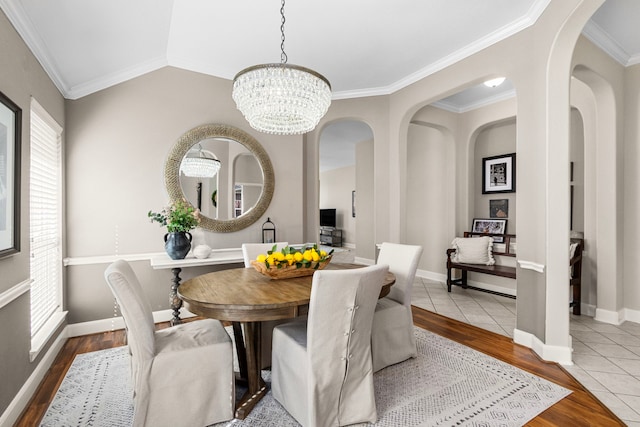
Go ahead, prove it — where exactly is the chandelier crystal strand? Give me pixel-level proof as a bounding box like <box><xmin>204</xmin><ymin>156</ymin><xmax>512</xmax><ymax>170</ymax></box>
<box><xmin>232</xmin><ymin>0</ymin><xmax>331</xmax><ymax>135</ymax></box>
<box><xmin>181</xmin><ymin>157</ymin><xmax>221</xmax><ymax>178</ymax></box>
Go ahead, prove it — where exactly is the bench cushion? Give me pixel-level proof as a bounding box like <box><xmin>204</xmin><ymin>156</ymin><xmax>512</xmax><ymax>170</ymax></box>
<box><xmin>451</xmin><ymin>236</ymin><xmax>495</xmax><ymax>266</ymax></box>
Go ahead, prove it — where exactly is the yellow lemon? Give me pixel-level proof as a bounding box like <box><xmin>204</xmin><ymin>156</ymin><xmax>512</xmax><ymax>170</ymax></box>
<box><xmin>294</xmin><ymin>252</ymin><xmax>303</xmax><ymax>262</ymax></box>
<box><xmin>267</xmin><ymin>254</ymin><xmax>277</xmax><ymax>265</ymax></box>
<box><xmin>303</xmin><ymin>250</ymin><xmax>313</xmax><ymax>261</ymax></box>
<box><xmin>320</xmin><ymin>250</ymin><xmax>327</xmax><ymax>258</ymax></box>
<box><xmin>274</xmin><ymin>252</ymin><xmax>285</xmax><ymax>261</ymax></box>
<box><xmin>256</xmin><ymin>254</ymin><xmax>267</xmax><ymax>263</ymax></box>
<box><xmin>285</xmin><ymin>253</ymin><xmax>294</xmax><ymax>265</ymax></box>
<box><xmin>312</xmin><ymin>252</ymin><xmax>320</xmax><ymax>262</ymax></box>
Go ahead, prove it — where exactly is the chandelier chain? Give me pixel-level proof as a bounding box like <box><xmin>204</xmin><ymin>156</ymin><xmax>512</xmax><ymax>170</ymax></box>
<box><xmin>280</xmin><ymin>0</ymin><xmax>287</xmax><ymax>64</ymax></box>
<box><xmin>231</xmin><ymin>0</ymin><xmax>331</xmax><ymax>135</ymax></box>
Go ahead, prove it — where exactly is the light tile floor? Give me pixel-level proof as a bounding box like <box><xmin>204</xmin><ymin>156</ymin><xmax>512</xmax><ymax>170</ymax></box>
<box><xmin>411</xmin><ymin>277</ymin><xmax>640</xmax><ymax>426</ymax></box>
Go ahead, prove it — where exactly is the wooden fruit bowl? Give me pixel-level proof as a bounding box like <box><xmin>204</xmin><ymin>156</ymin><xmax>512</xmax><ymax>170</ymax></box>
<box><xmin>251</xmin><ymin>257</ymin><xmax>332</xmax><ymax>279</ymax></box>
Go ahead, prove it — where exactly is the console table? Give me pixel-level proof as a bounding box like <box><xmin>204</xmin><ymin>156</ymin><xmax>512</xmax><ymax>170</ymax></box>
<box><xmin>150</xmin><ymin>248</ymin><xmax>244</xmax><ymax>325</ymax></box>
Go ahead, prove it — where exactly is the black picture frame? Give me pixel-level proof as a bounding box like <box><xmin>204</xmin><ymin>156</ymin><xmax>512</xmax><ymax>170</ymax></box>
<box><xmin>471</xmin><ymin>218</ymin><xmax>508</xmax><ymax>242</ymax></box>
<box><xmin>489</xmin><ymin>199</ymin><xmax>509</xmax><ymax>218</ymax></box>
<box><xmin>352</xmin><ymin>190</ymin><xmax>356</xmax><ymax>218</ymax></box>
<box><xmin>482</xmin><ymin>153</ymin><xmax>515</xmax><ymax>194</ymax></box>
<box><xmin>0</xmin><ymin>91</ymin><xmax>21</xmax><ymax>258</ymax></box>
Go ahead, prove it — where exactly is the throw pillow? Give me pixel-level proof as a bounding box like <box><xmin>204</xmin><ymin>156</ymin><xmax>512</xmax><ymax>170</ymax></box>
<box><xmin>451</xmin><ymin>236</ymin><xmax>495</xmax><ymax>265</ymax></box>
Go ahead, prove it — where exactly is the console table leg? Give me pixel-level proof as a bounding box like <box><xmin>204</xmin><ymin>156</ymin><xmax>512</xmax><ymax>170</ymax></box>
<box><xmin>170</xmin><ymin>267</ymin><xmax>183</xmax><ymax>326</ymax></box>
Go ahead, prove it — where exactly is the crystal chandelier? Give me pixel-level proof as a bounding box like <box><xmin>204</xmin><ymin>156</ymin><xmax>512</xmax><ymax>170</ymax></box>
<box><xmin>180</xmin><ymin>146</ymin><xmax>221</xmax><ymax>178</ymax></box>
<box><xmin>232</xmin><ymin>0</ymin><xmax>331</xmax><ymax>135</ymax></box>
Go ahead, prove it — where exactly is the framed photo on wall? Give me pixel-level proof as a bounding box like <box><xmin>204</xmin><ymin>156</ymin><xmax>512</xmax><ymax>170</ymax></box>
<box><xmin>471</xmin><ymin>218</ymin><xmax>508</xmax><ymax>242</ymax></box>
<box><xmin>0</xmin><ymin>91</ymin><xmax>21</xmax><ymax>258</ymax></box>
<box><xmin>489</xmin><ymin>199</ymin><xmax>509</xmax><ymax>218</ymax></box>
<box><xmin>482</xmin><ymin>153</ymin><xmax>515</xmax><ymax>194</ymax></box>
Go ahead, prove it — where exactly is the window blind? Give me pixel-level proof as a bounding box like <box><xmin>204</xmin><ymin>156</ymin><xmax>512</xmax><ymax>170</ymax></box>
<box><xmin>30</xmin><ymin>101</ymin><xmax>62</xmax><ymax>338</ymax></box>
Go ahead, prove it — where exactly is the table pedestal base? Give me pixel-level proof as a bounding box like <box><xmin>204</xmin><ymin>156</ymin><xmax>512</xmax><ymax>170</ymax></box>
<box><xmin>235</xmin><ymin>380</ymin><xmax>268</xmax><ymax>419</ymax></box>
<box><xmin>231</xmin><ymin>321</ymin><xmax>266</xmax><ymax>420</ymax></box>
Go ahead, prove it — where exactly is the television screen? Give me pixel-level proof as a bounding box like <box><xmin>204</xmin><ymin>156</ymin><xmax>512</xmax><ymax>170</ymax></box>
<box><xmin>320</xmin><ymin>209</ymin><xmax>337</xmax><ymax>228</ymax></box>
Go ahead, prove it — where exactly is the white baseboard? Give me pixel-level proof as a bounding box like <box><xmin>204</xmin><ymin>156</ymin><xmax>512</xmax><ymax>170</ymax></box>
<box><xmin>354</xmin><ymin>256</ymin><xmax>374</xmax><ymax>265</ymax></box>
<box><xmin>625</xmin><ymin>307</ymin><xmax>640</xmax><ymax>323</ymax></box>
<box><xmin>581</xmin><ymin>302</ymin><xmax>596</xmax><ymax>317</ymax></box>
<box><xmin>513</xmin><ymin>328</ymin><xmax>573</xmax><ymax>365</ymax></box>
<box><xmin>594</xmin><ymin>307</ymin><xmax>624</xmax><ymax>325</ymax></box>
<box><xmin>415</xmin><ymin>269</ymin><xmax>517</xmax><ymax>297</ymax></box>
<box><xmin>0</xmin><ymin>329</ymin><xmax>67</xmax><ymax>427</ymax></box>
<box><xmin>415</xmin><ymin>269</ymin><xmax>446</xmax><ymax>283</ymax></box>
<box><xmin>1</xmin><ymin>308</ymin><xmax>198</xmax><ymax>425</ymax></box>
<box><xmin>66</xmin><ymin>309</ymin><xmax>196</xmax><ymax>337</ymax></box>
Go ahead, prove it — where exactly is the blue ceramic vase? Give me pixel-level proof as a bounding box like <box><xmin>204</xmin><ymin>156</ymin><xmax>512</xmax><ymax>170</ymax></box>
<box><xmin>164</xmin><ymin>232</ymin><xmax>192</xmax><ymax>260</ymax></box>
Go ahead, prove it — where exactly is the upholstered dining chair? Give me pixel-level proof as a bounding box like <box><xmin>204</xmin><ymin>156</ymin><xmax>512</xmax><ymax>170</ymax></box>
<box><xmin>104</xmin><ymin>260</ymin><xmax>234</xmax><ymax>427</ymax></box>
<box><xmin>271</xmin><ymin>264</ymin><xmax>389</xmax><ymax>427</ymax></box>
<box><xmin>241</xmin><ymin>242</ymin><xmax>288</xmax><ymax>369</ymax></box>
<box><xmin>371</xmin><ymin>242</ymin><xmax>423</xmax><ymax>372</ymax></box>
<box><xmin>241</xmin><ymin>242</ymin><xmax>289</xmax><ymax>268</ymax></box>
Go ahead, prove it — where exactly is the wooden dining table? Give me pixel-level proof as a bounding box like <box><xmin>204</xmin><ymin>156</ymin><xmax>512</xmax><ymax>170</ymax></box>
<box><xmin>178</xmin><ymin>262</ymin><xmax>395</xmax><ymax>419</ymax></box>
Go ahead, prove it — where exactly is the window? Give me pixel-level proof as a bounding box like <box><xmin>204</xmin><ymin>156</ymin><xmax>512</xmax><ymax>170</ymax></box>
<box><xmin>29</xmin><ymin>98</ymin><xmax>64</xmax><ymax>357</ymax></box>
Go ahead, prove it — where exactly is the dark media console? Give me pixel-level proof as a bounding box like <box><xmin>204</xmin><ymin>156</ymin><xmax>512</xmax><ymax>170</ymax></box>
<box><xmin>320</xmin><ymin>227</ymin><xmax>342</xmax><ymax>247</ymax></box>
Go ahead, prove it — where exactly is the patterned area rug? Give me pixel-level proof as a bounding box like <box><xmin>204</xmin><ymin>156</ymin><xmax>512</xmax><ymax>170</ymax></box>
<box><xmin>41</xmin><ymin>327</ymin><xmax>570</xmax><ymax>427</ymax></box>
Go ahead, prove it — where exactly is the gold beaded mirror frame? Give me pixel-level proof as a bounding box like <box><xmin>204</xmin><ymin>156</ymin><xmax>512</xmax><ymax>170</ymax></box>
<box><xmin>165</xmin><ymin>124</ymin><xmax>275</xmax><ymax>232</ymax></box>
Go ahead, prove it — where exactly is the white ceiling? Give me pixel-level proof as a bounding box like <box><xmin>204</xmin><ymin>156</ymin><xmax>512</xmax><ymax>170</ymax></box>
<box><xmin>1</xmin><ymin>0</ymin><xmax>551</xmax><ymax>100</ymax></box>
<box><xmin>1</xmin><ymin>0</ymin><xmax>637</xmax><ymax>170</ymax></box>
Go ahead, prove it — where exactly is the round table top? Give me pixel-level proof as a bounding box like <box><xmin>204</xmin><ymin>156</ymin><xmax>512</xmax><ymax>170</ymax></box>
<box><xmin>178</xmin><ymin>263</ymin><xmax>395</xmax><ymax>322</ymax></box>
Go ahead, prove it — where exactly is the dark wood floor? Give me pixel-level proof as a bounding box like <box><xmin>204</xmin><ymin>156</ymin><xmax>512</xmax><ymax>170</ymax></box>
<box><xmin>16</xmin><ymin>307</ymin><xmax>624</xmax><ymax>426</ymax></box>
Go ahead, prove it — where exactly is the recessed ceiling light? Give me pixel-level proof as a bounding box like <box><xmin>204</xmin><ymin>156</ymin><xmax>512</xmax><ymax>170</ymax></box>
<box><xmin>484</xmin><ymin>77</ymin><xmax>506</xmax><ymax>88</ymax></box>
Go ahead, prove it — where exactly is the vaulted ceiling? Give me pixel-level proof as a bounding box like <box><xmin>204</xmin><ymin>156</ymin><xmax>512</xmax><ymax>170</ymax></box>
<box><xmin>4</xmin><ymin>0</ymin><xmax>636</xmax><ymax>103</ymax></box>
<box><xmin>2</xmin><ymin>1</ymin><xmax>637</xmax><ymax>171</ymax></box>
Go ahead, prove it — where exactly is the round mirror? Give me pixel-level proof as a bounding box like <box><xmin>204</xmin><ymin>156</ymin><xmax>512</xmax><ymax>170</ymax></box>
<box><xmin>165</xmin><ymin>124</ymin><xmax>274</xmax><ymax>232</ymax></box>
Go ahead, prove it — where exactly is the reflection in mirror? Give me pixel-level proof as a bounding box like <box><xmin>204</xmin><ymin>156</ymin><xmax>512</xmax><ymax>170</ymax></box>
<box><xmin>165</xmin><ymin>124</ymin><xmax>274</xmax><ymax>233</ymax></box>
<box><xmin>179</xmin><ymin>138</ymin><xmax>264</xmax><ymax>221</ymax></box>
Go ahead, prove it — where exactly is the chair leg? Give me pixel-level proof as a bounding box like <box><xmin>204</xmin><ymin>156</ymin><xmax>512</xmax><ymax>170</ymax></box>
<box><xmin>572</xmin><ymin>282</ymin><xmax>581</xmax><ymax>315</ymax></box>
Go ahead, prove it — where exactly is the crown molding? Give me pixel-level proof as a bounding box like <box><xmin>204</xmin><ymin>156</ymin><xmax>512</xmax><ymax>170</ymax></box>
<box><xmin>581</xmin><ymin>20</ymin><xmax>630</xmax><ymax>67</ymax></box>
<box><xmin>66</xmin><ymin>55</ymin><xmax>168</xmax><ymax>99</ymax></box>
<box><xmin>432</xmin><ymin>89</ymin><xmax>517</xmax><ymax>113</ymax></box>
<box><xmin>0</xmin><ymin>0</ymin><xmax>70</xmax><ymax>95</ymax></box>
<box><xmin>332</xmin><ymin>0</ymin><xmax>551</xmax><ymax>100</ymax></box>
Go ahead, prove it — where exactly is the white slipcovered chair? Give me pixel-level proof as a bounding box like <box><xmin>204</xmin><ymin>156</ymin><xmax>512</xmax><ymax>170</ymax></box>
<box><xmin>371</xmin><ymin>242</ymin><xmax>423</xmax><ymax>372</ymax></box>
<box><xmin>241</xmin><ymin>242</ymin><xmax>289</xmax><ymax>268</ymax></box>
<box><xmin>104</xmin><ymin>260</ymin><xmax>234</xmax><ymax>427</ymax></box>
<box><xmin>271</xmin><ymin>264</ymin><xmax>389</xmax><ymax>427</ymax></box>
<box><xmin>241</xmin><ymin>242</ymin><xmax>289</xmax><ymax>369</ymax></box>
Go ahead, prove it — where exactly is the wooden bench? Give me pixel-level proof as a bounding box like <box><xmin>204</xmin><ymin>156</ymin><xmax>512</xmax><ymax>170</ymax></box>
<box><xmin>446</xmin><ymin>233</ymin><xmax>584</xmax><ymax>315</ymax></box>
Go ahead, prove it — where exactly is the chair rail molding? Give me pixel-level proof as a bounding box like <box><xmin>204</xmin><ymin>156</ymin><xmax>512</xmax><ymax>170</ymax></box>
<box><xmin>0</xmin><ymin>278</ymin><xmax>32</xmax><ymax>309</ymax></box>
<box><xmin>517</xmin><ymin>259</ymin><xmax>545</xmax><ymax>274</ymax></box>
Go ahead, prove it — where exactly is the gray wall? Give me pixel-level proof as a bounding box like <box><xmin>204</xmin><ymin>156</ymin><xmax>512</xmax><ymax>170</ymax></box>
<box><xmin>356</xmin><ymin>140</ymin><xmax>375</xmax><ymax>260</ymax></box>
<box><xmin>474</xmin><ymin>120</ymin><xmax>517</xmax><ymax>233</ymax></box>
<box><xmin>64</xmin><ymin>66</ymin><xmax>306</xmax><ymax>324</ymax></box>
<box><xmin>0</xmin><ymin>9</ymin><xmax>65</xmax><ymax>416</ymax></box>
<box><xmin>406</xmin><ymin>123</ymin><xmax>450</xmax><ymax>274</ymax></box>
<box><xmin>320</xmin><ymin>165</ymin><xmax>355</xmax><ymax>245</ymax></box>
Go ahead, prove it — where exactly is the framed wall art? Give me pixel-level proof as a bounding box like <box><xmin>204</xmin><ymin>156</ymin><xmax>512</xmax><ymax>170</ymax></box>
<box><xmin>471</xmin><ymin>218</ymin><xmax>508</xmax><ymax>242</ymax></box>
<box><xmin>0</xmin><ymin>91</ymin><xmax>21</xmax><ymax>258</ymax></box>
<box><xmin>489</xmin><ymin>199</ymin><xmax>509</xmax><ymax>218</ymax></box>
<box><xmin>482</xmin><ymin>153</ymin><xmax>515</xmax><ymax>194</ymax></box>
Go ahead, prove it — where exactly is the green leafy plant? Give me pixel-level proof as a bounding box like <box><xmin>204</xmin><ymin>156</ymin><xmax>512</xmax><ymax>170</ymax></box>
<box><xmin>148</xmin><ymin>199</ymin><xmax>200</xmax><ymax>233</ymax></box>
